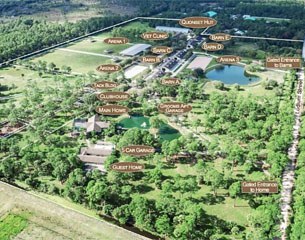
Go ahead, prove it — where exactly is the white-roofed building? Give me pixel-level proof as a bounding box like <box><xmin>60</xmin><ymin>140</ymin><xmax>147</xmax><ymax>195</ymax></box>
<box><xmin>156</xmin><ymin>26</ymin><xmax>191</xmax><ymax>34</ymax></box>
<box><xmin>120</xmin><ymin>44</ymin><xmax>151</xmax><ymax>56</ymax></box>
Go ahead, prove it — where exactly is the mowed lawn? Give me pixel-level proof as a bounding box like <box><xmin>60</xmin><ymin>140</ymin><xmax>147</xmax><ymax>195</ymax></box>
<box><xmin>0</xmin><ymin>213</ymin><xmax>29</xmax><ymax>240</ymax></box>
<box><xmin>32</xmin><ymin>50</ymin><xmax>112</xmax><ymax>73</ymax></box>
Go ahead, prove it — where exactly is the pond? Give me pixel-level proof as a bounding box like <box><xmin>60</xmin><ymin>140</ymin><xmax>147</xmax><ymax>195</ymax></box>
<box><xmin>117</xmin><ymin>116</ymin><xmax>181</xmax><ymax>141</ymax></box>
<box><xmin>206</xmin><ymin>65</ymin><xmax>260</xmax><ymax>85</ymax></box>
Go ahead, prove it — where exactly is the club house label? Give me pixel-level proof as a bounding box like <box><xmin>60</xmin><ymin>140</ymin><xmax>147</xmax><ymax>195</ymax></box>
<box><xmin>121</xmin><ymin>145</ymin><xmax>155</xmax><ymax>157</ymax></box>
<box><xmin>141</xmin><ymin>31</ymin><xmax>169</xmax><ymax>40</ymax></box>
<box><xmin>161</xmin><ymin>78</ymin><xmax>181</xmax><ymax>86</ymax></box>
<box><xmin>266</xmin><ymin>57</ymin><xmax>301</xmax><ymax>69</ymax></box>
<box><xmin>97</xmin><ymin>92</ymin><xmax>130</xmax><ymax>102</ymax></box>
<box><xmin>158</xmin><ymin>102</ymin><xmax>192</xmax><ymax>115</ymax></box>
<box><xmin>151</xmin><ymin>46</ymin><xmax>173</xmax><ymax>54</ymax></box>
<box><xmin>202</xmin><ymin>42</ymin><xmax>224</xmax><ymax>51</ymax></box>
<box><xmin>104</xmin><ymin>37</ymin><xmax>129</xmax><ymax>44</ymax></box>
<box><xmin>93</xmin><ymin>81</ymin><xmax>118</xmax><ymax>89</ymax></box>
<box><xmin>216</xmin><ymin>55</ymin><xmax>241</xmax><ymax>64</ymax></box>
<box><xmin>110</xmin><ymin>162</ymin><xmax>145</xmax><ymax>173</ymax></box>
<box><xmin>97</xmin><ymin>64</ymin><xmax>121</xmax><ymax>73</ymax></box>
<box><xmin>179</xmin><ymin>17</ymin><xmax>217</xmax><ymax>28</ymax></box>
<box><xmin>209</xmin><ymin>33</ymin><xmax>232</xmax><ymax>42</ymax></box>
<box><xmin>242</xmin><ymin>181</ymin><xmax>278</xmax><ymax>194</ymax></box>
<box><xmin>140</xmin><ymin>56</ymin><xmax>162</xmax><ymax>64</ymax></box>
<box><xmin>96</xmin><ymin>105</ymin><xmax>129</xmax><ymax>115</ymax></box>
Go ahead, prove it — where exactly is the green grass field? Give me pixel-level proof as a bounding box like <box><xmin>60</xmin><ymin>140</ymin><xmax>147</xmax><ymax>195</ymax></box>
<box><xmin>0</xmin><ymin>212</ymin><xmax>29</xmax><ymax>240</ymax></box>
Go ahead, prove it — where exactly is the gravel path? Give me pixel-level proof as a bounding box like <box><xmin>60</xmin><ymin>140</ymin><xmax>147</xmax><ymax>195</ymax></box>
<box><xmin>280</xmin><ymin>70</ymin><xmax>304</xmax><ymax>240</ymax></box>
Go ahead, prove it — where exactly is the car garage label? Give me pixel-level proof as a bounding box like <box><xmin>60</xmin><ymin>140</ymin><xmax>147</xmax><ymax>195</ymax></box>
<box><xmin>202</xmin><ymin>42</ymin><xmax>224</xmax><ymax>51</ymax></box>
<box><xmin>158</xmin><ymin>102</ymin><xmax>192</xmax><ymax>115</ymax></box>
<box><xmin>121</xmin><ymin>145</ymin><xmax>155</xmax><ymax>157</ymax></box>
<box><xmin>97</xmin><ymin>92</ymin><xmax>130</xmax><ymax>102</ymax></box>
<box><xmin>96</xmin><ymin>105</ymin><xmax>129</xmax><ymax>115</ymax></box>
<box><xmin>141</xmin><ymin>32</ymin><xmax>169</xmax><ymax>40</ymax></box>
<box><xmin>110</xmin><ymin>162</ymin><xmax>145</xmax><ymax>173</ymax></box>
<box><xmin>179</xmin><ymin>17</ymin><xmax>217</xmax><ymax>28</ymax></box>
<box><xmin>97</xmin><ymin>64</ymin><xmax>121</xmax><ymax>73</ymax></box>
<box><xmin>104</xmin><ymin>37</ymin><xmax>129</xmax><ymax>44</ymax></box>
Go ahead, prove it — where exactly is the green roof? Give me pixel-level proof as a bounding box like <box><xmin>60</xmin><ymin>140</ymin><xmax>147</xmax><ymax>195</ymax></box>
<box><xmin>205</xmin><ymin>11</ymin><xmax>217</xmax><ymax>17</ymax></box>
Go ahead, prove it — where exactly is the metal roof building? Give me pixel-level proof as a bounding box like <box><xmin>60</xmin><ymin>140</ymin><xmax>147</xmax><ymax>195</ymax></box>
<box><xmin>156</xmin><ymin>26</ymin><xmax>191</xmax><ymax>34</ymax></box>
<box><xmin>120</xmin><ymin>44</ymin><xmax>151</xmax><ymax>56</ymax></box>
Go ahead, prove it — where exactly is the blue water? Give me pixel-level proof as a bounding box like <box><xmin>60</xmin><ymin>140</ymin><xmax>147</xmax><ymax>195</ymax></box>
<box><xmin>206</xmin><ymin>65</ymin><xmax>260</xmax><ymax>85</ymax></box>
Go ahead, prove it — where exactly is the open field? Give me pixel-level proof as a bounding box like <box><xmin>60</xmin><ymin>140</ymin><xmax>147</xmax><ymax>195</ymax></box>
<box><xmin>0</xmin><ymin>182</ymin><xmax>148</xmax><ymax>240</ymax></box>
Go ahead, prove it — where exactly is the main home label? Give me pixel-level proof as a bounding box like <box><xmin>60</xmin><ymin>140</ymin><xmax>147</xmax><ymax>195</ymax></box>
<box><xmin>266</xmin><ymin>57</ymin><xmax>301</xmax><ymax>69</ymax></box>
<box><xmin>179</xmin><ymin>17</ymin><xmax>217</xmax><ymax>28</ymax></box>
<box><xmin>97</xmin><ymin>64</ymin><xmax>121</xmax><ymax>73</ymax></box>
<box><xmin>161</xmin><ymin>78</ymin><xmax>181</xmax><ymax>86</ymax></box>
<box><xmin>241</xmin><ymin>181</ymin><xmax>278</xmax><ymax>194</ymax></box>
<box><xmin>209</xmin><ymin>33</ymin><xmax>232</xmax><ymax>42</ymax></box>
<box><xmin>110</xmin><ymin>162</ymin><xmax>145</xmax><ymax>173</ymax></box>
<box><xmin>104</xmin><ymin>37</ymin><xmax>129</xmax><ymax>44</ymax></box>
<box><xmin>97</xmin><ymin>92</ymin><xmax>130</xmax><ymax>102</ymax></box>
<box><xmin>202</xmin><ymin>42</ymin><xmax>224</xmax><ymax>51</ymax></box>
<box><xmin>216</xmin><ymin>55</ymin><xmax>241</xmax><ymax>64</ymax></box>
<box><xmin>158</xmin><ymin>102</ymin><xmax>192</xmax><ymax>115</ymax></box>
<box><xmin>96</xmin><ymin>105</ymin><xmax>129</xmax><ymax>115</ymax></box>
<box><xmin>141</xmin><ymin>32</ymin><xmax>169</xmax><ymax>40</ymax></box>
<box><xmin>93</xmin><ymin>81</ymin><xmax>118</xmax><ymax>89</ymax></box>
<box><xmin>121</xmin><ymin>145</ymin><xmax>155</xmax><ymax>157</ymax></box>
<box><xmin>140</xmin><ymin>56</ymin><xmax>162</xmax><ymax>63</ymax></box>
<box><xmin>151</xmin><ymin>46</ymin><xmax>173</xmax><ymax>54</ymax></box>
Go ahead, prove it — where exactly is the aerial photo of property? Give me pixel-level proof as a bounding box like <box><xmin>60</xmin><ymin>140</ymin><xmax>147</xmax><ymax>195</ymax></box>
<box><xmin>1</xmin><ymin>0</ymin><xmax>305</xmax><ymax>239</ymax></box>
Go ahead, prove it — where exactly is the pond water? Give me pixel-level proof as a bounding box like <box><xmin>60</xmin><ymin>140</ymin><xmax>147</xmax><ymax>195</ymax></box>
<box><xmin>206</xmin><ymin>65</ymin><xmax>260</xmax><ymax>85</ymax></box>
<box><xmin>118</xmin><ymin>116</ymin><xmax>181</xmax><ymax>141</ymax></box>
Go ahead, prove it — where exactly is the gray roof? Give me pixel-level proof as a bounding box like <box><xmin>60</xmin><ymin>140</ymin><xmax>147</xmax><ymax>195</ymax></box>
<box><xmin>86</xmin><ymin>115</ymin><xmax>110</xmax><ymax>133</ymax></box>
<box><xmin>156</xmin><ymin>26</ymin><xmax>190</xmax><ymax>34</ymax></box>
<box><xmin>120</xmin><ymin>44</ymin><xmax>151</xmax><ymax>56</ymax></box>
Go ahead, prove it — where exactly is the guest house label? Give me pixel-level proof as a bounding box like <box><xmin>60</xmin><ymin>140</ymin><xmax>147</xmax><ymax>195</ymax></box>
<box><xmin>140</xmin><ymin>56</ymin><xmax>162</xmax><ymax>63</ymax></box>
<box><xmin>216</xmin><ymin>55</ymin><xmax>241</xmax><ymax>64</ymax></box>
<box><xmin>265</xmin><ymin>57</ymin><xmax>301</xmax><ymax>69</ymax></box>
<box><xmin>103</xmin><ymin>37</ymin><xmax>129</xmax><ymax>44</ymax></box>
<box><xmin>158</xmin><ymin>102</ymin><xmax>192</xmax><ymax>115</ymax></box>
<box><xmin>122</xmin><ymin>145</ymin><xmax>155</xmax><ymax>157</ymax></box>
<box><xmin>93</xmin><ymin>81</ymin><xmax>118</xmax><ymax>89</ymax></box>
<box><xmin>161</xmin><ymin>78</ymin><xmax>181</xmax><ymax>86</ymax></box>
<box><xmin>242</xmin><ymin>181</ymin><xmax>278</xmax><ymax>194</ymax></box>
<box><xmin>141</xmin><ymin>32</ymin><xmax>169</xmax><ymax>40</ymax></box>
<box><xmin>96</xmin><ymin>105</ymin><xmax>129</xmax><ymax>115</ymax></box>
<box><xmin>97</xmin><ymin>64</ymin><xmax>121</xmax><ymax>73</ymax></box>
<box><xmin>151</xmin><ymin>46</ymin><xmax>173</xmax><ymax>54</ymax></box>
<box><xmin>209</xmin><ymin>33</ymin><xmax>232</xmax><ymax>42</ymax></box>
<box><xmin>97</xmin><ymin>92</ymin><xmax>130</xmax><ymax>102</ymax></box>
<box><xmin>179</xmin><ymin>17</ymin><xmax>217</xmax><ymax>28</ymax></box>
<box><xmin>202</xmin><ymin>42</ymin><xmax>224</xmax><ymax>51</ymax></box>
<box><xmin>111</xmin><ymin>162</ymin><xmax>145</xmax><ymax>173</ymax></box>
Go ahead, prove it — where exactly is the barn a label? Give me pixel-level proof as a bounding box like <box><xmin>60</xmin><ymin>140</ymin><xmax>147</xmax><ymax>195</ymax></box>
<box><xmin>161</xmin><ymin>78</ymin><xmax>181</xmax><ymax>86</ymax></box>
<box><xmin>96</xmin><ymin>64</ymin><xmax>121</xmax><ymax>73</ymax></box>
